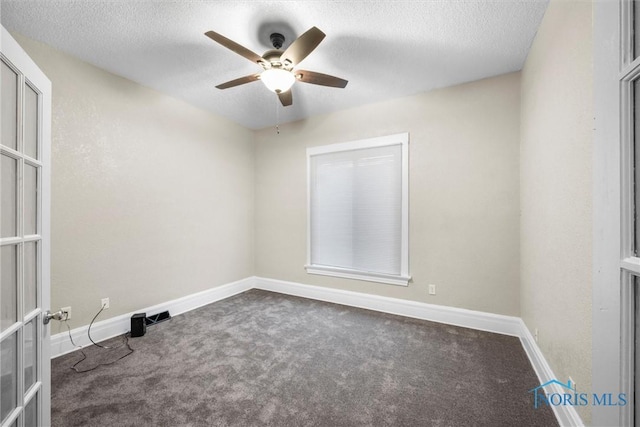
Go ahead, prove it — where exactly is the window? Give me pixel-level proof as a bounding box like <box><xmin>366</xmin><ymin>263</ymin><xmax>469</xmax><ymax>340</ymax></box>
<box><xmin>305</xmin><ymin>133</ymin><xmax>410</xmax><ymax>286</ymax></box>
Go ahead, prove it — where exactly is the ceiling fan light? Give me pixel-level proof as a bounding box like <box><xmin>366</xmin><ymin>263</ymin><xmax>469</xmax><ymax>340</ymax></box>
<box><xmin>261</xmin><ymin>68</ymin><xmax>295</xmax><ymax>93</ymax></box>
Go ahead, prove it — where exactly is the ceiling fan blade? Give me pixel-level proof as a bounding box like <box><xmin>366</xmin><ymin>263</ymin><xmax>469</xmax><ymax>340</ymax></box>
<box><xmin>280</xmin><ymin>26</ymin><xmax>326</xmax><ymax>66</ymax></box>
<box><xmin>215</xmin><ymin>73</ymin><xmax>261</xmax><ymax>90</ymax></box>
<box><xmin>278</xmin><ymin>90</ymin><xmax>293</xmax><ymax>107</ymax></box>
<box><xmin>205</xmin><ymin>30</ymin><xmax>264</xmax><ymax>65</ymax></box>
<box><xmin>295</xmin><ymin>70</ymin><xmax>348</xmax><ymax>88</ymax></box>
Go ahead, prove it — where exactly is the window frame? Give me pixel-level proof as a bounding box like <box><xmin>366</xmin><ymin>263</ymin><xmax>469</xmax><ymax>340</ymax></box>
<box><xmin>305</xmin><ymin>132</ymin><xmax>410</xmax><ymax>286</ymax></box>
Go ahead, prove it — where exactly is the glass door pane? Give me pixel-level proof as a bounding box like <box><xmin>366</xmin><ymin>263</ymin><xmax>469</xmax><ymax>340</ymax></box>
<box><xmin>635</xmin><ymin>80</ymin><xmax>640</xmax><ymax>255</ymax></box>
<box><xmin>1</xmin><ymin>333</ymin><xmax>18</xmax><ymax>423</ymax></box>
<box><xmin>1</xmin><ymin>245</ymin><xmax>18</xmax><ymax>331</ymax></box>
<box><xmin>636</xmin><ymin>0</ymin><xmax>640</xmax><ymax>59</ymax></box>
<box><xmin>24</xmin><ymin>394</ymin><xmax>37</xmax><ymax>427</ymax></box>
<box><xmin>1</xmin><ymin>154</ymin><xmax>18</xmax><ymax>238</ymax></box>
<box><xmin>1</xmin><ymin>60</ymin><xmax>18</xmax><ymax>150</ymax></box>
<box><xmin>636</xmin><ymin>278</ymin><xmax>639</xmax><ymax>425</ymax></box>
<box><xmin>24</xmin><ymin>318</ymin><xmax>37</xmax><ymax>391</ymax></box>
<box><xmin>24</xmin><ymin>164</ymin><xmax>38</xmax><ymax>236</ymax></box>
<box><xmin>24</xmin><ymin>241</ymin><xmax>37</xmax><ymax>314</ymax></box>
<box><xmin>24</xmin><ymin>83</ymin><xmax>38</xmax><ymax>159</ymax></box>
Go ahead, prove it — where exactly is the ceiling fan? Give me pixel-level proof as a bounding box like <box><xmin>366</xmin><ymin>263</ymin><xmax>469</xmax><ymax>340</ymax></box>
<box><xmin>204</xmin><ymin>26</ymin><xmax>348</xmax><ymax>107</ymax></box>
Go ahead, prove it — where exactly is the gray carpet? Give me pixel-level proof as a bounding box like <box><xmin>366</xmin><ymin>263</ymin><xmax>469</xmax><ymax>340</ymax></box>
<box><xmin>51</xmin><ymin>289</ymin><xmax>558</xmax><ymax>426</ymax></box>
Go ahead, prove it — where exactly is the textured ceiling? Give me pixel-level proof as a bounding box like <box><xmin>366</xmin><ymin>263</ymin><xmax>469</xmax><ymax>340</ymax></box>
<box><xmin>1</xmin><ymin>1</ymin><xmax>548</xmax><ymax>130</ymax></box>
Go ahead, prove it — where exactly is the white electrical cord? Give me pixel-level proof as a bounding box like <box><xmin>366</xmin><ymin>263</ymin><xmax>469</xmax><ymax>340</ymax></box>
<box><xmin>63</xmin><ymin>304</ymin><xmax>134</xmax><ymax>373</ymax></box>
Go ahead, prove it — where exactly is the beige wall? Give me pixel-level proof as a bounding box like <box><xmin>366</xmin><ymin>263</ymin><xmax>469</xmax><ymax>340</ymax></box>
<box><xmin>520</xmin><ymin>0</ymin><xmax>593</xmax><ymax>423</ymax></box>
<box><xmin>16</xmin><ymin>16</ymin><xmax>596</xmax><ymax>423</ymax></box>
<box><xmin>255</xmin><ymin>72</ymin><xmax>521</xmax><ymax>316</ymax></box>
<box><xmin>13</xmin><ymin>34</ymin><xmax>255</xmax><ymax>328</ymax></box>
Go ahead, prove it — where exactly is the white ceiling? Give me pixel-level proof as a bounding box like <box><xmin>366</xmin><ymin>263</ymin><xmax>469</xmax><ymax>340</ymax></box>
<box><xmin>1</xmin><ymin>1</ymin><xmax>548</xmax><ymax>130</ymax></box>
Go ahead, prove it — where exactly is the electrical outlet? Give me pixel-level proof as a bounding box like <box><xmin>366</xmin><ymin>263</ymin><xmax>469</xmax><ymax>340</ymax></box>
<box><xmin>61</xmin><ymin>306</ymin><xmax>71</xmax><ymax>320</ymax></box>
<box><xmin>534</xmin><ymin>328</ymin><xmax>539</xmax><ymax>343</ymax></box>
<box><xmin>428</xmin><ymin>284</ymin><xmax>436</xmax><ymax>295</ymax></box>
<box><xmin>569</xmin><ymin>376</ymin><xmax>576</xmax><ymax>391</ymax></box>
<box><xmin>101</xmin><ymin>298</ymin><xmax>110</xmax><ymax>309</ymax></box>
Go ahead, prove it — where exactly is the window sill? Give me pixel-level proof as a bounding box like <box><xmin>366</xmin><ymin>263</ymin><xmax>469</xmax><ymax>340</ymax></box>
<box><xmin>304</xmin><ymin>265</ymin><xmax>411</xmax><ymax>286</ymax></box>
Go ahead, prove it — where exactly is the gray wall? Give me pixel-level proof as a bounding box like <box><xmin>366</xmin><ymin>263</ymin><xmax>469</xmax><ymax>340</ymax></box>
<box><xmin>13</xmin><ymin>34</ymin><xmax>256</xmax><ymax>328</ymax></box>
<box><xmin>255</xmin><ymin>72</ymin><xmax>522</xmax><ymax>316</ymax></box>
<box><xmin>520</xmin><ymin>0</ymin><xmax>593</xmax><ymax>423</ymax></box>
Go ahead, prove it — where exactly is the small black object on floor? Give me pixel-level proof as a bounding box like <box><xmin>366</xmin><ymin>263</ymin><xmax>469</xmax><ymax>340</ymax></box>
<box><xmin>130</xmin><ymin>313</ymin><xmax>146</xmax><ymax>337</ymax></box>
<box><xmin>130</xmin><ymin>310</ymin><xmax>171</xmax><ymax>338</ymax></box>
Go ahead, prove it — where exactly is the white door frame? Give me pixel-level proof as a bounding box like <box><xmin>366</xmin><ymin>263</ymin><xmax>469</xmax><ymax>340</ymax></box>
<box><xmin>592</xmin><ymin>0</ymin><xmax>637</xmax><ymax>425</ymax></box>
<box><xmin>0</xmin><ymin>26</ymin><xmax>51</xmax><ymax>427</ymax></box>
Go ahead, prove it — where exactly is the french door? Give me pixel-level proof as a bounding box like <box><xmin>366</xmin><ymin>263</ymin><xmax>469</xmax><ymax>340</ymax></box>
<box><xmin>0</xmin><ymin>27</ymin><xmax>51</xmax><ymax>427</ymax></box>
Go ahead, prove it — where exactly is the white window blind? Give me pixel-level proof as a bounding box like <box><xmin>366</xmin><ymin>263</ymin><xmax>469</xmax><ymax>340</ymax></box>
<box><xmin>306</xmin><ymin>133</ymin><xmax>410</xmax><ymax>286</ymax></box>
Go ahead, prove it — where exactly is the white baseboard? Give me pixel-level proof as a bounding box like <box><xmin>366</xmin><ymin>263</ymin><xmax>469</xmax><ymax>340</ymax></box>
<box><xmin>518</xmin><ymin>320</ymin><xmax>584</xmax><ymax>427</ymax></box>
<box><xmin>254</xmin><ymin>277</ymin><xmax>522</xmax><ymax>336</ymax></box>
<box><xmin>50</xmin><ymin>276</ymin><xmax>255</xmax><ymax>358</ymax></box>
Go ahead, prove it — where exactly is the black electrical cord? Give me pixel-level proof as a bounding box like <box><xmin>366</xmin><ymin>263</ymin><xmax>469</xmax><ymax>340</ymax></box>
<box><xmin>64</xmin><ymin>305</ymin><xmax>134</xmax><ymax>373</ymax></box>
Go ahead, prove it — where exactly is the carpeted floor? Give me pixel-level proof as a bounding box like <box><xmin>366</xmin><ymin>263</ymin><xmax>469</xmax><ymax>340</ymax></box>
<box><xmin>51</xmin><ymin>289</ymin><xmax>558</xmax><ymax>426</ymax></box>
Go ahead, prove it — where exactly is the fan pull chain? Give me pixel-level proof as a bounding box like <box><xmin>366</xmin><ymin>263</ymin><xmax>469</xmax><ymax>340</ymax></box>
<box><xmin>275</xmin><ymin>95</ymin><xmax>280</xmax><ymax>135</ymax></box>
